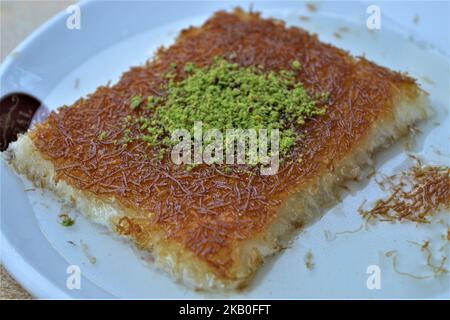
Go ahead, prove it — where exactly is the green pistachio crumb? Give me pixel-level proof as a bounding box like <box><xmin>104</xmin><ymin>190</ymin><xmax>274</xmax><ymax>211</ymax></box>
<box><xmin>130</xmin><ymin>95</ymin><xmax>142</xmax><ymax>109</ymax></box>
<box><xmin>99</xmin><ymin>131</ymin><xmax>107</xmax><ymax>140</ymax></box>
<box><xmin>184</xmin><ymin>62</ymin><xmax>195</xmax><ymax>73</ymax></box>
<box><xmin>291</xmin><ymin>60</ymin><xmax>301</xmax><ymax>70</ymax></box>
<box><xmin>125</xmin><ymin>57</ymin><xmax>328</xmax><ymax>160</ymax></box>
<box><xmin>146</xmin><ymin>96</ymin><xmax>161</xmax><ymax>109</ymax></box>
<box><xmin>224</xmin><ymin>167</ymin><xmax>233</xmax><ymax>175</ymax></box>
<box><xmin>59</xmin><ymin>214</ymin><xmax>75</xmax><ymax>227</ymax></box>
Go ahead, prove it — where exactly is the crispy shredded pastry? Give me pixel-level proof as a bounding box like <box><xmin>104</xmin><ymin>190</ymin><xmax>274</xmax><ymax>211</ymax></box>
<box><xmin>360</xmin><ymin>165</ymin><xmax>450</xmax><ymax>223</ymax></box>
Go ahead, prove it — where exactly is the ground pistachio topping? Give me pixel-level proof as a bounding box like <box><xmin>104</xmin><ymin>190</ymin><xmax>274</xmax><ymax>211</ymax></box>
<box><xmin>59</xmin><ymin>214</ymin><xmax>75</xmax><ymax>227</ymax></box>
<box><xmin>125</xmin><ymin>57</ymin><xmax>328</xmax><ymax>160</ymax></box>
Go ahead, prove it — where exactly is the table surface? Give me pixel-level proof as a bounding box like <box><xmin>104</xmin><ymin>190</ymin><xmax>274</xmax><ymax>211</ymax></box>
<box><xmin>1</xmin><ymin>0</ymin><xmax>75</xmax><ymax>300</ymax></box>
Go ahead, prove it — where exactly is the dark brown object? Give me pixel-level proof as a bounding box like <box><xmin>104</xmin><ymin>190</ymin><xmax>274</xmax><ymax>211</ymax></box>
<box><xmin>0</xmin><ymin>93</ymin><xmax>42</xmax><ymax>151</ymax></box>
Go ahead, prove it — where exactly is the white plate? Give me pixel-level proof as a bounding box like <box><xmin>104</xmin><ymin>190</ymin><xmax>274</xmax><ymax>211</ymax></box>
<box><xmin>1</xmin><ymin>0</ymin><xmax>449</xmax><ymax>299</ymax></box>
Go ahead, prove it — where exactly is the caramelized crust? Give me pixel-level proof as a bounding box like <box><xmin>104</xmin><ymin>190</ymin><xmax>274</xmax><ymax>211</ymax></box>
<box><xmin>31</xmin><ymin>9</ymin><xmax>419</xmax><ymax>278</ymax></box>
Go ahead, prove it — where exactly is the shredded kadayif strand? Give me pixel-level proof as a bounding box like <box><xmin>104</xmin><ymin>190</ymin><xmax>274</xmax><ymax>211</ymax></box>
<box><xmin>360</xmin><ymin>165</ymin><xmax>450</xmax><ymax>223</ymax></box>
